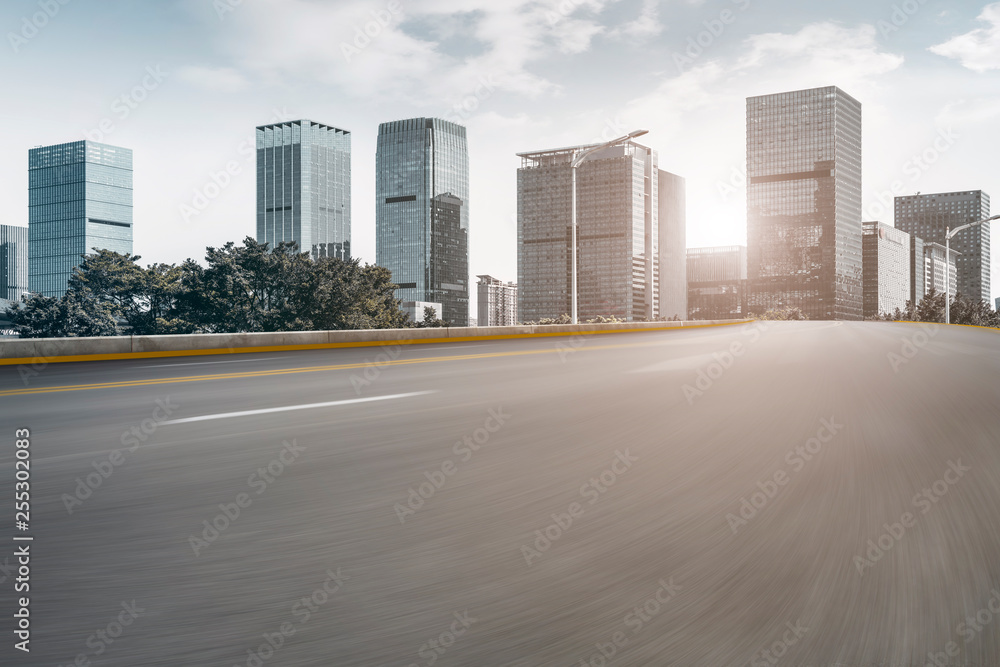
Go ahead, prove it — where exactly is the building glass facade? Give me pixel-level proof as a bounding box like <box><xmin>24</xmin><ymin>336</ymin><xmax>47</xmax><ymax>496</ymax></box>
<box><xmin>687</xmin><ymin>245</ymin><xmax>747</xmax><ymax>320</ymax></box>
<box><xmin>862</xmin><ymin>221</ymin><xmax>910</xmax><ymax>318</ymax></box>
<box><xmin>28</xmin><ymin>141</ymin><xmax>133</xmax><ymax>297</ymax></box>
<box><xmin>0</xmin><ymin>224</ymin><xmax>29</xmax><ymax>304</ymax></box>
<box><xmin>477</xmin><ymin>275</ymin><xmax>518</xmax><ymax>326</ymax></box>
<box><xmin>517</xmin><ymin>141</ymin><xmax>678</xmax><ymax>323</ymax></box>
<box><xmin>376</xmin><ymin>118</ymin><xmax>469</xmax><ymax>326</ymax></box>
<box><xmin>747</xmin><ymin>86</ymin><xmax>863</xmax><ymax>320</ymax></box>
<box><xmin>256</xmin><ymin>120</ymin><xmax>351</xmax><ymax>261</ymax></box>
<box><xmin>924</xmin><ymin>242</ymin><xmax>959</xmax><ymax>298</ymax></box>
<box><xmin>894</xmin><ymin>190</ymin><xmax>990</xmax><ymax>303</ymax></box>
<box><xmin>658</xmin><ymin>171</ymin><xmax>687</xmax><ymax>320</ymax></box>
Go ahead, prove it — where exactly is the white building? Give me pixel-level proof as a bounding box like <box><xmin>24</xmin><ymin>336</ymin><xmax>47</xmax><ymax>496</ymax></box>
<box><xmin>477</xmin><ymin>275</ymin><xmax>518</xmax><ymax>326</ymax></box>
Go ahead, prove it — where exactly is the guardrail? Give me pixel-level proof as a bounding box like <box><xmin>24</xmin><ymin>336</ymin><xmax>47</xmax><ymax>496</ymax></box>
<box><xmin>0</xmin><ymin>319</ymin><xmax>752</xmax><ymax>365</ymax></box>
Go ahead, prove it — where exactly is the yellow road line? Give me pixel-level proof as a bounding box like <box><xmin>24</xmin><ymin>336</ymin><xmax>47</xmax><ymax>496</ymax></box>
<box><xmin>0</xmin><ymin>323</ymin><xmax>748</xmax><ymax>397</ymax></box>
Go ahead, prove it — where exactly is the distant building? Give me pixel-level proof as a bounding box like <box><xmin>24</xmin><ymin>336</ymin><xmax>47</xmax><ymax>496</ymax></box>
<box><xmin>924</xmin><ymin>242</ymin><xmax>959</xmax><ymax>299</ymax></box>
<box><xmin>517</xmin><ymin>140</ymin><xmax>683</xmax><ymax>322</ymax></box>
<box><xmin>862</xmin><ymin>222</ymin><xmax>910</xmax><ymax>318</ymax></box>
<box><xmin>895</xmin><ymin>191</ymin><xmax>990</xmax><ymax>303</ymax></box>
<box><xmin>256</xmin><ymin>119</ymin><xmax>351</xmax><ymax>261</ymax></box>
<box><xmin>995</xmin><ymin>297</ymin><xmax>999</xmax><ymax>312</ymax></box>
<box><xmin>0</xmin><ymin>224</ymin><xmax>29</xmax><ymax>304</ymax></box>
<box><xmin>477</xmin><ymin>275</ymin><xmax>518</xmax><ymax>327</ymax></box>
<box><xmin>376</xmin><ymin>118</ymin><xmax>469</xmax><ymax>326</ymax></box>
<box><xmin>659</xmin><ymin>172</ymin><xmax>687</xmax><ymax>320</ymax></box>
<box><xmin>907</xmin><ymin>235</ymin><xmax>926</xmax><ymax>307</ymax></box>
<box><xmin>687</xmin><ymin>246</ymin><xmax>747</xmax><ymax>320</ymax></box>
<box><xmin>401</xmin><ymin>301</ymin><xmax>443</xmax><ymax>324</ymax></box>
<box><xmin>28</xmin><ymin>141</ymin><xmax>133</xmax><ymax>297</ymax></box>
<box><xmin>747</xmin><ymin>86</ymin><xmax>863</xmax><ymax>320</ymax></box>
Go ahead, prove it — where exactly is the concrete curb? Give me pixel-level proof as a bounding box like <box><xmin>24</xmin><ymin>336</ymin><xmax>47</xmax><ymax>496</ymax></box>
<box><xmin>0</xmin><ymin>319</ymin><xmax>753</xmax><ymax>366</ymax></box>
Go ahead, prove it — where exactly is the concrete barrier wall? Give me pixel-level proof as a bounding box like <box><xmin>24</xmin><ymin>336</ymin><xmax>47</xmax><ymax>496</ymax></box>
<box><xmin>0</xmin><ymin>319</ymin><xmax>751</xmax><ymax>363</ymax></box>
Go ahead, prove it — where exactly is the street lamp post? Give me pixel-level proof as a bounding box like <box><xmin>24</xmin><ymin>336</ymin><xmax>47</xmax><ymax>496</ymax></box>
<box><xmin>569</xmin><ymin>129</ymin><xmax>648</xmax><ymax>324</ymax></box>
<box><xmin>944</xmin><ymin>214</ymin><xmax>999</xmax><ymax>324</ymax></box>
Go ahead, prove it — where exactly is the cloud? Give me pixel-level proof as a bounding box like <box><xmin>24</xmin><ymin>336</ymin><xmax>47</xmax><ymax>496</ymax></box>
<box><xmin>197</xmin><ymin>0</ymin><xmax>618</xmax><ymax>106</ymax></box>
<box><xmin>929</xmin><ymin>3</ymin><xmax>1000</xmax><ymax>72</ymax></box>
<box><xmin>175</xmin><ymin>66</ymin><xmax>248</xmax><ymax>92</ymax></box>
<box><xmin>609</xmin><ymin>0</ymin><xmax>664</xmax><ymax>41</ymax></box>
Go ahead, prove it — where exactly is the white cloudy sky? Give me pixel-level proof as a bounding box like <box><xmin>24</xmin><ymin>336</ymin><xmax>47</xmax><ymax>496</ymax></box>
<box><xmin>2</xmin><ymin>0</ymin><xmax>1000</xmax><ymax>306</ymax></box>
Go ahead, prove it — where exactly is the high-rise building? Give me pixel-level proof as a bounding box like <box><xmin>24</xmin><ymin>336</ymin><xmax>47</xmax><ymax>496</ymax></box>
<box><xmin>659</xmin><ymin>171</ymin><xmax>687</xmax><ymax>320</ymax></box>
<box><xmin>894</xmin><ymin>190</ymin><xmax>990</xmax><ymax>303</ymax></box>
<box><xmin>517</xmin><ymin>140</ymin><xmax>682</xmax><ymax>322</ymax></box>
<box><xmin>924</xmin><ymin>242</ymin><xmax>958</xmax><ymax>299</ymax></box>
<box><xmin>28</xmin><ymin>141</ymin><xmax>133</xmax><ymax>297</ymax></box>
<box><xmin>256</xmin><ymin>119</ymin><xmax>351</xmax><ymax>261</ymax></box>
<box><xmin>687</xmin><ymin>245</ymin><xmax>747</xmax><ymax>320</ymax></box>
<box><xmin>477</xmin><ymin>275</ymin><xmax>518</xmax><ymax>327</ymax></box>
<box><xmin>907</xmin><ymin>235</ymin><xmax>926</xmax><ymax>307</ymax></box>
<box><xmin>376</xmin><ymin>118</ymin><xmax>469</xmax><ymax>326</ymax></box>
<box><xmin>862</xmin><ymin>221</ymin><xmax>910</xmax><ymax>318</ymax></box>
<box><xmin>0</xmin><ymin>224</ymin><xmax>29</xmax><ymax>304</ymax></box>
<box><xmin>746</xmin><ymin>86</ymin><xmax>863</xmax><ymax>320</ymax></box>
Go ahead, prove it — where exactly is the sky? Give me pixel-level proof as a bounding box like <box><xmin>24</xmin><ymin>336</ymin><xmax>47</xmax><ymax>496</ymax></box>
<box><xmin>2</xmin><ymin>0</ymin><xmax>1000</xmax><ymax>309</ymax></box>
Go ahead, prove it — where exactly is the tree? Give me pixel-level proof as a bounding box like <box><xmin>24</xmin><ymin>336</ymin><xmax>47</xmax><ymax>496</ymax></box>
<box><xmin>749</xmin><ymin>307</ymin><xmax>807</xmax><ymax>321</ymax></box>
<box><xmin>414</xmin><ymin>305</ymin><xmax>450</xmax><ymax>328</ymax></box>
<box><xmin>4</xmin><ymin>291</ymin><xmax>119</xmax><ymax>338</ymax></box>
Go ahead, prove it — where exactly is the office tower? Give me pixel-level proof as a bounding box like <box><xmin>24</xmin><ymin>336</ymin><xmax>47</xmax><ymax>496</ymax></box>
<box><xmin>28</xmin><ymin>141</ymin><xmax>133</xmax><ymax>297</ymax></box>
<box><xmin>687</xmin><ymin>245</ymin><xmax>747</xmax><ymax>320</ymax></box>
<box><xmin>256</xmin><ymin>119</ymin><xmax>351</xmax><ymax>261</ymax></box>
<box><xmin>0</xmin><ymin>224</ymin><xmax>29</xmax><ymax>304</ymax></box>
<box><xmin>924</xmin><ymin>242</ymin><xmax>958</xmax><ymax>298</ymax></box>
<box><xmin>907</xmin><ymin>235</ymin><xmax>926</xmax><ymax>307</ymax></box>
<box><xmin>746</xmin><ymin>86</ymin><xmax>863</xmax><ymax>320</ymax></box>
<box><xmin>862</xmin><ymin>222</ymin><xmax>910</xmax><ymax>318</ymax></box>
<box><xmin>894</xmin><ymin>190</ymin><xmax>990</xmax><ymax>303</ymax></box>
<box><xmin>517</xmin><ymin>140</ymin><xmax>676</xmax><ymax>322</ymax></box>
<box><xmin>376</xmin><ymin>118</ymin><xmax>469</xmax><ymax>326</ymax></box>
<box><xmin>659</xmin><ymin>171</ymin><xmax>687</xmax><ymax>320</ymax></box>
<box><xmin>477</xmin><ymin>275</ymin><xmax>518</xmax><ymax>327</ymax></box>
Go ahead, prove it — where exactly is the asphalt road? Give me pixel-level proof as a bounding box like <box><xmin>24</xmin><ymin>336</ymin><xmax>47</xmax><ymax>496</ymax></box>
<box><xmin>2</xmin><ymin>320</ymin><xmax>1000</xmax><ymax>666</ymax></box>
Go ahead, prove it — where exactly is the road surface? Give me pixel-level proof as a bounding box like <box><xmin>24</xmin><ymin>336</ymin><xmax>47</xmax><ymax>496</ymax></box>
<box><xmin>2</xmin><ymin>320</ymin><xmax>1000</xmax><ymax>666</ymax></box>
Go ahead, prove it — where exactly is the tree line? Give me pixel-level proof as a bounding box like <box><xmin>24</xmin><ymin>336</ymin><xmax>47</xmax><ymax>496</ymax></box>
<box><xmin>3</xmin><ymin>238</ymin><xmax>447</xmax><ymax>338</ymax></box>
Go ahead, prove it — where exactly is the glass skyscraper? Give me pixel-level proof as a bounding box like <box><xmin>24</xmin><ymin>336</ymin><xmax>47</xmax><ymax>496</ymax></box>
<box><xmin>256</xmin><ymin>120</ymin><xmax>351</xmax><ymax>261</ymax></box>
<box><xmin>746</xmin><ymin>86</ymin><xmax>863</xmax><ymax>320</ymax></box>
<box><xmin>894</xmin><ymin>190</ymin><xmax>990</xmax><ymax>303</ymax></box>
<box><xmin>28</xmin><ymin>141</ymin><xmax>133</xmax><ymax>297</ymax></box>
<box><xmin>1</xmin><ymin>224</ymin><xmax>29</xmax><ymax>304</ymax></box>
<box><xmin>517</xmin><ymin>141</ymin><xmax>682</xmax><ymax>322</ymax></box>
<box><xmin>376</xmin><ymin>118</ymin><xmax>469</xmax><ymax>326</ymax></box>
